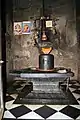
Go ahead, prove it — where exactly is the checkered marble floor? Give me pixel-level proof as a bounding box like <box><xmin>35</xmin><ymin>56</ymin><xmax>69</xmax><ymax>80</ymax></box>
<box><xmin>3</xmin><ymin>80</ymin><xmax>80</xmax><ymax>120</ymax></box>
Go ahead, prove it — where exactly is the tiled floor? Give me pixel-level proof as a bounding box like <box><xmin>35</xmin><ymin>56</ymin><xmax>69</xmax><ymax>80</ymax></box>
<box><xmin>3</xmin><ymin>79</ymin><xmax>80</xmax><ymax>120</ymax></box>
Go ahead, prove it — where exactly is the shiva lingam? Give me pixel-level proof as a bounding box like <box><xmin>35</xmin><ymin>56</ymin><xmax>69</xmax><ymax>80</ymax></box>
<box><xmin>33</xmin><ymin>0</ymin><xmax>60</xmax><ymax>71</ymax></box>
<box><xmin>39</xmin><ymin>21</ymin><xmax>54</xmax><ymax>71</ymax></box>
<box><xmin>34</xmin><ymin>16</ymin><xmax>54</xmax><ymax>71</ymax></box>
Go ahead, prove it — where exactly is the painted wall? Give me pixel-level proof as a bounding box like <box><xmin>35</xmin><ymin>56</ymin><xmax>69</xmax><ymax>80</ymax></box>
<box><xmin>6</xmin><ymin>0</ymin><xmax>78</xmax><ymax>79</ymax></box>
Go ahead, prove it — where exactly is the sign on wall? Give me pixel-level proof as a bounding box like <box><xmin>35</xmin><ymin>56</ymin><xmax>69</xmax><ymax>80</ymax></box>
<box><xmin>46</xmin><ymin>20</ymin><xmax>52</xmax><ymax>28</ymax></box>
<box><xmin>22</xmin><ymin>21</ymin><xmax>33</xmax><ymax>34</ymax></box>
<box><xmin>14</xmin><ymin>21</ymin><xmax>33</xmax><ymax>35</ymax></box>
<box><xmin>14</xmin><ymin>22</ymin><xmax>22</xmax><ymax>35</ymax></box>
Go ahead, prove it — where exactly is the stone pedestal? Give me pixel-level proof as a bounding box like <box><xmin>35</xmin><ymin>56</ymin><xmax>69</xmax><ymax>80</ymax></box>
<box><xmin>30</xmin><ymin>78</ymin><xmax>65</xmax><ymax>92</ymax></box>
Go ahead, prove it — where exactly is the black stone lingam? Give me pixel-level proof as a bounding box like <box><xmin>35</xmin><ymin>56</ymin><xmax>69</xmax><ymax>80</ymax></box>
<box><xmin>39</xmin><ymin>54</ymin><xmax>54</xmax><ymax>70</ymax></box>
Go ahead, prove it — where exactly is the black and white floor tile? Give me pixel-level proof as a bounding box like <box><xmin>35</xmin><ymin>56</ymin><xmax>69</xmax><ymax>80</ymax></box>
<box><xmin>3</xmin><ymin>80</ymin><xmax>80</xmax><ymax>120</ymax></box>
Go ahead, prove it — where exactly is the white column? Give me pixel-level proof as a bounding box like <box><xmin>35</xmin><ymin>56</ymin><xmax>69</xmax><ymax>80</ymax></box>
<box><xmin>0</xmin><ymin>61</ymin><xmax>4</xmax><ymax>119</ymax></box>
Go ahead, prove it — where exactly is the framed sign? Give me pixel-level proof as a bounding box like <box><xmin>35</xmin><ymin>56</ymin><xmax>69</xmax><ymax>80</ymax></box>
<box><xmin>14</xmin><ymin>22</ymin><xmax>22</xmax><ymax>35</ymax></box>
<box><xmin>46</xmin><ymin>20</ymin><xmax>52</xmax><ymax>28</ymax></box>
<box><xmin>22</xmin><ymin>21</ymin><xmax>33</xmax><ymax>34</ymax></box>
